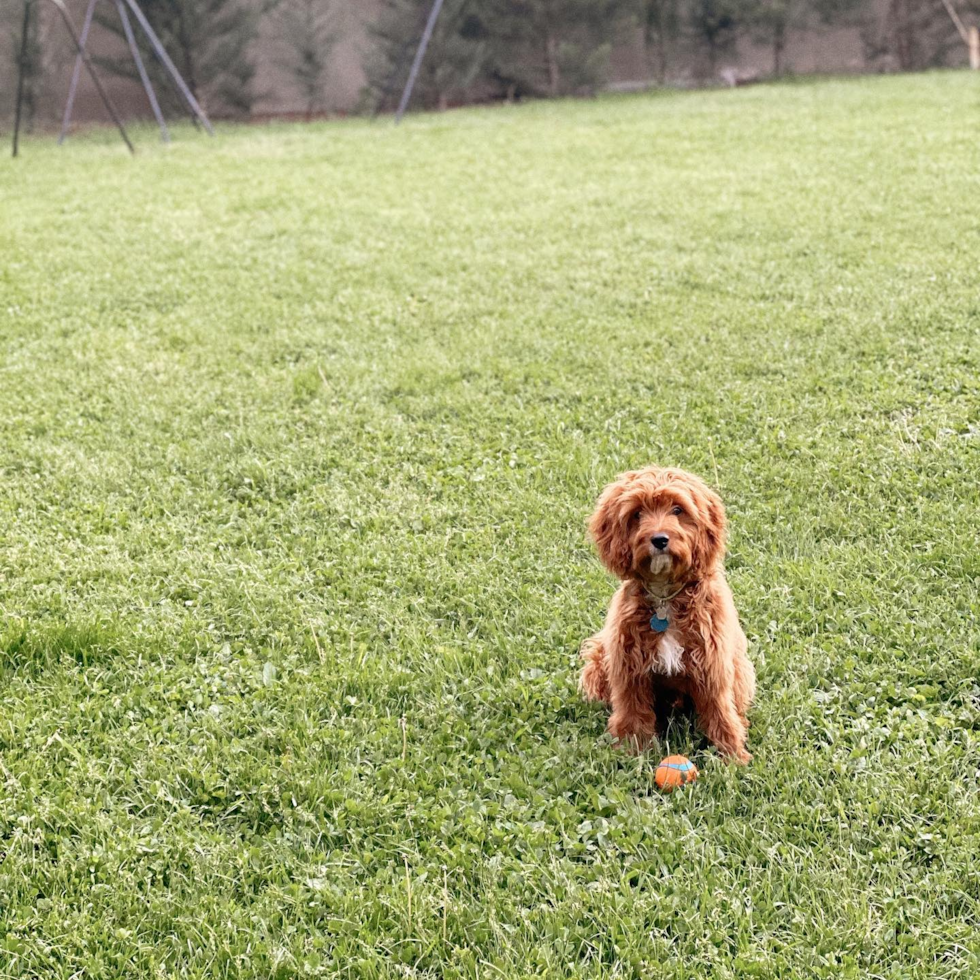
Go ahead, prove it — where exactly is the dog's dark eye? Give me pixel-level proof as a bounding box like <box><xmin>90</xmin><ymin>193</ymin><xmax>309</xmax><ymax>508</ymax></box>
<box><xmin>631</xmin><ymin>510</ymin><xmax>642</xmax><ymax>523</ymax></box>
<box><xmin>671</xmin><ymin>505</ymin><xmax>683</xmax><ymax>516</ymax></box>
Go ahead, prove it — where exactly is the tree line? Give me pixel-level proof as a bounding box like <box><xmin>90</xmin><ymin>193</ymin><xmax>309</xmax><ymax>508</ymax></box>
<box><xmin>366</xmin><ymin>0</ymin><xmax>979</xmax><ymax>110</ymax></box>
<box><xmin>5</xmin><ymin>0</ymin><xmax>978</xmax><ymax>125</ymax></box>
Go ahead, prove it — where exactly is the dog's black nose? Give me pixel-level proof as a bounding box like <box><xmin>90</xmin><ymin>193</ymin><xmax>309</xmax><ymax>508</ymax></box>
<box><xmin>651</xmin><ymin>534</ymin><xmax>669</xmax><ymax>551</ymax></box>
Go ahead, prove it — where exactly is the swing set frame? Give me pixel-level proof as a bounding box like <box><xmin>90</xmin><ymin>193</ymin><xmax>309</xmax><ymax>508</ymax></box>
<box><xmin>11</xmin><ymin>0</ymin><xmax>214</xmax><ymax>157</ymax></box>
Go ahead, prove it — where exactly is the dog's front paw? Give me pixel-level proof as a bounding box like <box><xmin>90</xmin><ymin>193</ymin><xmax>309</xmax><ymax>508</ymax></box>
<box><xmin>579</xmin><ymin>639</ymin><xmax>609</xmax><ymax>703</ymax></box>
<box><xmin>608</xmin><ymin>713</ymin><xmax>656</xmax><ymax>754</ymax></box>
<box><xmin>579</xmin><ymin>659</ymin><xmax>609</xmax><ymax>704</ymax></box>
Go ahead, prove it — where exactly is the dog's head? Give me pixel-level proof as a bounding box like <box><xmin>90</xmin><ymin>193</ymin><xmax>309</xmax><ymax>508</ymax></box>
<box><xmin>588</xmin><ymin>467</ymin><xmax>727</xmax><ymax>583</ymax></box>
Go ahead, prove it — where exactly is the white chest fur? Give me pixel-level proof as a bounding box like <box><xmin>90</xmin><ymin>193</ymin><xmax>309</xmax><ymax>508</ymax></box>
<box><xmin>652</xmin><ymin>630</ymin><xmax>685</xmax><ymax>676</ymax></box>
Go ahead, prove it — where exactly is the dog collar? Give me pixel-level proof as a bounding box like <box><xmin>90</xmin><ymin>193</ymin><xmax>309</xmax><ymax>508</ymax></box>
<box><xmin>646</xmin><ymin>583</ymin><xmax>685</xmax><ymax>634</ymax></box>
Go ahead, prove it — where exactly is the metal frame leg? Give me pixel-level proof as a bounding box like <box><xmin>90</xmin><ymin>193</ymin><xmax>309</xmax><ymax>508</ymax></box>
<box><xmin>12</xmin><ymin>0</ymin><xmax>32</xmax><ymax>158</ymax></box>
<box><xmin>58</xmin><ymin>0</ymin><xmax>98</xmax><ymax>144</ymax></box>
<box><xmin>395</xmin><ymin>0</ymin><xmax>446</xmax><ymax>123</ymax></box>
<box><xmin>48</xmin><ymin>0</ymin><xmax>135</xmax><ymax>154</ymax></box>
<box><xmin>121</xmin><ymin>0</ymin><xmax>214</xmax><ymax>135</ymax></box>
<box><xmin>115</xmin><ymin>0</ymin><xmax>170</xmax><ymax>142</ymax></box>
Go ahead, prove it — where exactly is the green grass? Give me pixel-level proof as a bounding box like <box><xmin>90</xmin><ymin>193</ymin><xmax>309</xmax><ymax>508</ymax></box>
<box><xmin>1</xmin><ymin>72</ymin><xmax>979</xmax><ymax>979</ymax></box>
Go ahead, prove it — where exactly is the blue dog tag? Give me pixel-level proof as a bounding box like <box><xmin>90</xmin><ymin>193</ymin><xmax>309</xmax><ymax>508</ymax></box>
<box><xmin>650</xmin><ymin>614</ymin><xmax>669</xmax><ymax>633</ymax></box>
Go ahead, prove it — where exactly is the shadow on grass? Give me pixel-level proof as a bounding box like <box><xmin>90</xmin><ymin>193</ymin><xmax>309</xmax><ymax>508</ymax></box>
<box><xmin>0</xmin><ymin>618</ymin><xmax>132</xmax><ymax>675</ymax></box>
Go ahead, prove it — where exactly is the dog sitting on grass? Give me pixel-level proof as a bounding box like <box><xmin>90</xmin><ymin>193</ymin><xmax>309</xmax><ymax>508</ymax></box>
<box><xmin>579</xmin><ymin>466</ymin><xmax>755</xmax><ymax>763</ymax></box>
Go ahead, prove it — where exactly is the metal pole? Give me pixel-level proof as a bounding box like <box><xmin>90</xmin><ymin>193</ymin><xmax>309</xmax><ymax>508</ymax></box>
<box><xmin>395</xmin><ymin>0</ymin><xmax>446</xmax><ymax>124</ymax></box>
<box><xmin>115</xmin><ymin>0</ymin><xmax>170</xmax><ymax>142</ymax></box>
<box><xmin>47</xmin><ymin>0</ymin><xmax>135</xmax><ymax>154</ymax></box>
<box><xmin>939</xmin><ymin>0</ymin><xmax>970</xmax><ymax>43</ymax></box>
<box><xmin>58</xmin><ymin>0</ymin><xmax>98</xmax><ymax>144</ymax></box>
<box><xmin>12</xmin><ymin>0</ymin><xmax>32</xmax><ymax>158</ymax></box>
<box><xmin>121</xmin><ymin>0</ymin><xmax>214</xmax><ymax>135</ymax></box>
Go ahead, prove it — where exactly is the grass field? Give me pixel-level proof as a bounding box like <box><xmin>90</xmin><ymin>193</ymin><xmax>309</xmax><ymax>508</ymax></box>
<box><xmin>2</xmin><ymin>72</ymin><xmax>980</xmax><ymax>979</ymax></box>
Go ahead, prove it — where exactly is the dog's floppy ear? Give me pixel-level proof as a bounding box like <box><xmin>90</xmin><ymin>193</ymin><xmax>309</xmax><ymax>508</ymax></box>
<box><xmin>694</xmin><ymin>483</ymin><xmax>727</xmax><ymax>573</ymax></box>
<box><xmin>589</xmin><ymin>476</ymin><xmax>634</xmax><ymax>578</ymax></box>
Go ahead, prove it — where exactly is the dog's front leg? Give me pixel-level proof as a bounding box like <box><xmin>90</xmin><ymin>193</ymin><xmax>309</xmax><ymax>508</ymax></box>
<box><xmin>579</xmin><ymin>636</ymin><xmax>610</xmax><ymax>704</ymax></box>
<box><xmin>692</xmin><ymin>684</ymin><xmax>750</xmax><ymax>764</ymax></box>
<box><xmin>694</xmin><ymin>694</ymin><xmax>750</xmax><ymax>763</ymax></box>
<box><xmin>607</xmin><ymin>644</ymin><xmax>657</xmax><ymax>752</ymax></box>
<box><xmin>693</xmin><ymin>630</ymin><xmax>752</xmax><ymax>764</ymax></box>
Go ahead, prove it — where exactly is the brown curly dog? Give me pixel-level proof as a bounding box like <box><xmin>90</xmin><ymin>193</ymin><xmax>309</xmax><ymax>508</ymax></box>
<box><xmin>579</xmin><ymin>466</ymin><xmax>755</xmax><ymax>762</ymax></box>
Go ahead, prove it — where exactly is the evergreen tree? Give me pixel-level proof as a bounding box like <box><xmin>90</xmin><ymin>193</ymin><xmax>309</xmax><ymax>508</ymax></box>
<box><xmin>883</xmin><ymin>0</ymin><xmax>959</xmax><ymax>69</ymax></box>
<box><xmin>4</xmin><ymin>0</ymin><xmax>42</xmax><ymax>130</ymax></box>
<box><xmin>273</xmin><ymin>0</ymin><xmax>340</xmax><ymax>118</ymax></box>
<box><xmin>639</xmin><ymin>0</ymin><xmax>682</xmax><ymax>83</ymax></box>
<box><xmin>94</xmin><ymin>0</ymin><xmax>264</xmax><ymax>117</ymax></box>
<box><xmin>855</xmin><ymin>0</ymin><xmax>961</xmax><ymax>70</ymax></box>
<box><xmin>362</xmin><ymin>0</ymin><xmax>488</xmax><ymax>113</ymax></box>
<box><xmin>481</xmin><ymin>0</ymin><xmax>635</xmax><ymax>98</ymax></box>
<box><xmin>747</xmin><ymin>0</ymin><xmax>794</xmax><ymax>74</ymax></box>
<box><xmin>747</xmin><ymin>0</ymin><xmax>870</xmax><ymax>76</ymax></box>
<box><xmin>686</xmin><ymin>0</ymin><xmax>739</xmax><ymax>77</ymax></box>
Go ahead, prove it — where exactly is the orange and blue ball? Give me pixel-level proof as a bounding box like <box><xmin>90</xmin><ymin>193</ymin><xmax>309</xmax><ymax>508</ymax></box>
<box><xmin>655</xmin><ymin>754</ymin><xmax>698</xmax><ymax>791</ymax></box>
